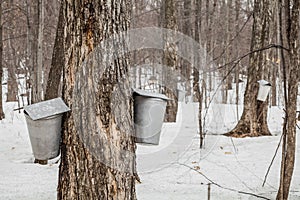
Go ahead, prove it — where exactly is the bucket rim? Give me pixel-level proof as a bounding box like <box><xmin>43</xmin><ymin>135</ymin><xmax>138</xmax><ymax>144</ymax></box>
<box><xmin>24</xmin><ymin>112</ymin><xmax>63</xmax><ymax>121</ymax></box>
<box><xmin>132</xmin><ymin>88</ymin><xmax>172</xmax><ymax>101</ymax></box>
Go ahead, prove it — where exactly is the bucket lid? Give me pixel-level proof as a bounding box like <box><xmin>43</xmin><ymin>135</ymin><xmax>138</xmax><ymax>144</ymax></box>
<box><xmin>24</xmin><ymin>97</ymin><xmax>70</xmax><ymax>120</ymax></box>
<box><xmin>132</xmin><ymin>88</ymin><xmax>171</xmax><ymax>101</ymax></box>
<box><xmin>257</xmin><ymin>80</ymin><xmax>271</xmax><ymax>86</ymax></box>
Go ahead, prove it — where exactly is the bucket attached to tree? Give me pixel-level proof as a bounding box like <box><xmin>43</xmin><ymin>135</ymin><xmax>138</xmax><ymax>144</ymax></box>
<box><xmin>133</xmin><ymin>89</ymin><xmax>170</xmax><ymax>145</ymax></box>
<box><xmin>24</xmin><ymin>98</ymin><xmax>70</xmax><ymax>160</ymax></box>
<box><xmin>177</xmin><ymin>89</ymin><xmax>186</xmax><ymax>102</ymax></box>
<box><xmin>257</xmin><ymin>80</ymin><xmax>272</xmax><ymax>102</ymax></box>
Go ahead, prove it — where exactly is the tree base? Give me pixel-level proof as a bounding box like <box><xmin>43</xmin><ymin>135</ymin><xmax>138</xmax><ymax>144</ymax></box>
<box><xmin>0</xmin><ymin>112</ymin><xmax>5</xmax><ymax>120</ymax></box>
<box><xmin>224</xmin><ymin>119</ymin><xmax>271</xmax><ymax>138</ymax></box>
<box><xmin>224</xmin><ymin>132</ymin><xmax>252</xmax><ymax>138</ymax></box>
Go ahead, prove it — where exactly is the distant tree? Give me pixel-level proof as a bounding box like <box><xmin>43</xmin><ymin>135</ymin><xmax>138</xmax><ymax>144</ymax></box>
<box><xmin>225</xmin><ymin>0</ymin><xmax>273</xmax><ymax>137</ymax></box>
<box><xmin>45</xmin><ymin>2</ymin><xmax>64</xmax><ymax>100</ymax></box>
<box><xmin>34</xmin><ymin>0</ymin><xmax>44</xmax><ymax>103</ymax></box>
<box><xmin>0</xmin><ymin>1</ymin><xmax>5</xmax><ymax>120</ymax></box>
<box><xmin>161</xmin><ymin>0</ymin><xmax>178</xmax><ymax>122</ymax></box>
<box><xmin>57</xmin><ymin>1</ymin><xmax>136</xmax><ymax>199</ymax></box>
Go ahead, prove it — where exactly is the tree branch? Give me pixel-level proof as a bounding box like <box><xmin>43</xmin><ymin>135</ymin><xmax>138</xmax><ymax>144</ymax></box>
<box><xmin>177</xmin><ymin>163</ymin><xmax>271</xmax><ymax>200</ymax></box>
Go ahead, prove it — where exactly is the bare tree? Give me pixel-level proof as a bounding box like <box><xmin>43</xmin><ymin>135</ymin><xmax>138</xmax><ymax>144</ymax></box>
<box><xmin>161</xmin><ymin>0</ymin><xmax>178</xmax><ymax>122</ymax></box>
<box><xmin>0</xmin><ymin>1</ymin><xmax>4</xmax><ymax>120</ymax></box>
<box><xmin>57</xmin><ymin>1</ymin><xmax>136</xmax><ymax>199</ymax></box>
<box><xmin>35</xmin><ymin>0</ymin><xmax>44</xmax><ymax>102</ymax></box>
<box><xmin>225</xmin><ymin>0</ymin><xmax>274</xmax><ymax>137</ymax></box>
<box><xmin>277</xmin><ymin>0</ymin><xmax>299</xmax><ymax>199</ymax></box>
<box><xmin>45</xmin><ymin>2</ymin><xmax>64</xmax><ymax>100</ymax></box>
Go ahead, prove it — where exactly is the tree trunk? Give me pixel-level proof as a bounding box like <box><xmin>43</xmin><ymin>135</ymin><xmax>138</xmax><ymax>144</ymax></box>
<box><xmin>34</xmin><ymin>0</ymin><xmax>44</xmax><ymax>102</ymax></box>
<box><xmin>181</xmin><ymin>0</ymin><xmax>192</xmax><ymax>96</ymax></box>
<box><xmin>225</xmin><ymin>0</ymin><xmax>273</xmax><ymax>137</ymax></box>
<box><xmin>193</xmin><ymin>0</ymin><xmax>204</xmax><ymax>147</ymax></box>
<box><xmin>235</xmin><ymin>0</ymin><xmax>241</xmax><ymax>119</ymax></box>
<box><xmin>162</xmin><ymin>0</ymin><xmax>178</xmax><ymax>122</ymax></box>
<box><xmin>29</xmin><ymin>0</ymin><xmax>39</xmax><ymax>104</ymax></box>
<box><xmin>0</xmin><ymin>2</ymin><xmax>4</xmax><ymax>120</ymax></box>
<box><xmin>45</xmin><ymin>3</ymin><xmax>64</xmax><ymax>100</ymax></box>
<box><xmin>57</xmin><ymin>1</ymin><xmax>136</xmax><ymax>199</ymax></box>
<box><xmin>276</xmin><ymin>0</ymin><xmax>299</xmax><ymax>199</ymax></box>
<box><xmin>6</xmin><ymin>39</ymin><xmax>18</xmax><ymax>102</ymax></box>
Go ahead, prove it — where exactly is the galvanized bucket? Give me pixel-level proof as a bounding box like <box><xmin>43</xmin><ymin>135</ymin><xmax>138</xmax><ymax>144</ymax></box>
<box><xmin>24</xmin><ymin>98</ymin><xmax>70</xmax><ymax>160</ymax></box>
<box><xmin>25</xmin><ymin>114</ymin><xmax>62</xmax><ymax>160</ymax></box>
<box><xmin>133</xmin><ymin>89</ymin><xmax>169</xmax><ymax>145</ymax></box>
<box><xmin>177</xmin><ymin>89</ymin><xmax>186</xmax><ymax>102</ymax></box>
<box><xmin>257</xmin><ymin>80</ymin><xmax>271</xmax><ymax>102</ymax></box>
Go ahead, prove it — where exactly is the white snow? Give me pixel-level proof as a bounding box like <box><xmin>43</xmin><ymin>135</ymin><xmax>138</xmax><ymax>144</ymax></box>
<box><xmin>0</xmin><ymin>99</ymin><xmax>299</xmax><ymax>199</ymax></box>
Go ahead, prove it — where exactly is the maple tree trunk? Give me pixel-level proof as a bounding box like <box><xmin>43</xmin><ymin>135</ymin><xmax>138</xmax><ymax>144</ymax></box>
<box><xmin>57</xmin><ymin>1</ymin><xmax>136</xmax><ymax>199</ymax></box>
<box><xmin>225</xmin><ymin>0</ymin><xmax>273</xmax><ymax>137</ymax></box>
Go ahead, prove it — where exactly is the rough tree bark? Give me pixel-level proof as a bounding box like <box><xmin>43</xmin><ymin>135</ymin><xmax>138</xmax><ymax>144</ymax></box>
<box><xmin>225</xmin><ymin>0</ymin><xmax>273</xmax><ymax>137</ymax></box>
<box><xmin>162</xmin><ymin>0</ymin><xmax>178</xmax><ymax>122</ymax></box>
<box><xmin>57</xmin><ymin>1</ymin><xmax>136</xmax><ymax>199</ymax></box>
<box><xmin>277</xmin><ymin>0</ymin><xmax>299</xmax><ymax>199</ymax></box>
<box><xmin>0</xmin><ymin>2</ymin><xmax>5</xmax><ymax>120</ymax></box>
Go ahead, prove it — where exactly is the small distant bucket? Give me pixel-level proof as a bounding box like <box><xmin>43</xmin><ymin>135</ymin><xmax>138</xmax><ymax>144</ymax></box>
<box><xmin>133</xmin><ymin>89</ymin><xmax>170</xmax><ymax>145</ymax></box>
<box><xmin>177</xmin><ymin>89</ymin><xmax>186</xmax><ymax>102</ymax></box>
<box><xmin>25</xmin><ymin>114</ymin><xmax>62</xmax><ymax>160</ymax></box>
<box><xmin>24</xmin><ymin>98</ymin><xmax>70</xmax><ymax>160</ymax></box>
<box><xmin>257</xmin><ymin>80</ymin><xmax>271</xmax><ymax>102</ymax></box>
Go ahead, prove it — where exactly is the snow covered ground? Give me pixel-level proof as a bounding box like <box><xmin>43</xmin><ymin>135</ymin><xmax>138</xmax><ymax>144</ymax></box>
<box><xmin>0</xmin><ymin>100</ymin><xmax>299</xmax><ymax>199</ymax></box>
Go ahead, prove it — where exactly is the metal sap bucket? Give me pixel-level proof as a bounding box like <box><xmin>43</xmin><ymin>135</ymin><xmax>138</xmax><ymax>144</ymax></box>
<box><xmin>24</xmin><ymin>98</ymin><xmax>70</xmax><ymax>160</ymax></box>
<box><xmin>177</xmin><ymin>89</ymin><xmax>186</xmax><ymax>102</ymax></box>
<box><xmin>257</xmin><ymin>80</ymin><xmax>271</xmax><ymax>102</ymax></box>
<box><xmin>25</xmin><ymin>114</ymin><xmax>63</xmax><ymax>160</ymax></box>
<box><xmin>133</xmin><ymin>89</ymin><xmax>170</xmax><ymax>145</ymax></box>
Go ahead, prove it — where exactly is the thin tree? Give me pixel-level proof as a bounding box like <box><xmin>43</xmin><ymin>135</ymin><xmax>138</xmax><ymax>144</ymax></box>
<box><xmin>35</xmin><ymin>0</ymin><xmax>44</xmax><ymax>102</ymax></box>
<box><xmin>45</xmin><ymin>2</ymin><xmax>64</xmax><ymax>101</ymax></box>
<box><xmin>57</xmin><ymin>1</ymin><xmax>136</xmax><ymax>199</ymax></box>
<box><xmin>225</xmin><ymin>0</ymin><xmax>273</xmax><ymax>137</ymax></box>
<box><xmin>277</xmin><ymin>0</ymin><xmax>299</xmax><ymax>199</ymax></box>
<box><xmin>0</xmin><ymin>1</ymin><xmax>4</xmax><ymax>120</ymax></box>
<box><xmin>161</xmin><ymin>0</ymin><xmax>178</xmax><ymax>122</ymax></box>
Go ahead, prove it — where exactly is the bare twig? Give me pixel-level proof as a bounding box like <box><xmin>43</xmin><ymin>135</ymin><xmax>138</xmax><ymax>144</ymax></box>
<box><xmin>262</xmin><ymin>132</ymin><xmax>284</xmax><ymax>187</ymax></box>
<box><xmin>177</xmin><ymin>163</ymin><xmax>271</xmax><ymax>200</ymax></box>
